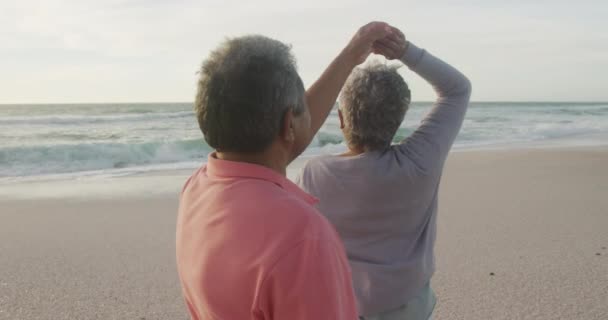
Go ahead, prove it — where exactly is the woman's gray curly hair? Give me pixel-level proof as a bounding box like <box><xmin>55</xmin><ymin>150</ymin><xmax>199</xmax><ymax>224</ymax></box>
<box><xmin>339</xmin><ymin>62</ymin><xmax>411</xmax><ymax>151</ymax></box>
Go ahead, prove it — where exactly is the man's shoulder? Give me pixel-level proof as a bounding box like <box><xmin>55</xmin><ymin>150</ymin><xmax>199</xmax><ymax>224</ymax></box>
<box><xmin>245</xmin><ymin>184</ymin><xmax>339</xmax><ymax>255</ymax></box>
<box><xmin>181</xmin><ymin>164</ymin><xmax>204</xmax><ymax>185</ymax></box>
<box><xmin>180</xmin><ymin>164</ymin><xmax>335</xmax><ymax>245</ymax></box>
<box><xmin>273</xmin><ymin>190</ymin><xmax>327</xmax><ymax>226</ymax></box>
<box><xmin>190</xmin><ymin>165</ymin><xmax>326</xmax><ymax>227</ymax></box>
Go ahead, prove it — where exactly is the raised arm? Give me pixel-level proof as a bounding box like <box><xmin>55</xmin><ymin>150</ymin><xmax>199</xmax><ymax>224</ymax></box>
<box><xmin>400</xmin><ymin>42</ymin><xmax>471</xmax><ymax>172</ymax></box>
<box><xmin>375</xmin><ymin>30</ymin><xmax>472</xmax><ymax>173</ymax></box>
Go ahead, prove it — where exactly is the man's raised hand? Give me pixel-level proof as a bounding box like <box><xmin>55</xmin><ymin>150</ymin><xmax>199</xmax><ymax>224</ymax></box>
<box><xmin>342</xmin><ymin>21</ymin><xmax>394</xmax><ymax>66</ymax></box>
<box><xmin>373</xmin><ymin>26</ymin><xmax>408</xmax><ymax>60</ymax></box>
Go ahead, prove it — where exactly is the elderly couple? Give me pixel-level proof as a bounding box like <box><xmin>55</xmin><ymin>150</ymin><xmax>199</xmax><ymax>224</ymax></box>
<box><xmin>176</xmin><ymin>21</ymin><xmax>471</xmax><ymax>320</ymax></box>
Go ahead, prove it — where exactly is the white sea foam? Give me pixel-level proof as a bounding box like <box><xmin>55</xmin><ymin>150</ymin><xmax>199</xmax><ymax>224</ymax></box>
<box><xmin>1</xmin><ymin>102</ymin><xmax>607</xmax><ymax>183</ymax></box>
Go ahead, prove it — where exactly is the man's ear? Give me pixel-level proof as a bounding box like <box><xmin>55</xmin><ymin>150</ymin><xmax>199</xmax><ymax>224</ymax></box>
<box><xmin>280</xmin><ymin>109</ymin><xmax>295</xmax><ymax>143</ymax></box>
<box><xmin>338</xmin><ymin>109</ymin><xmax>345</xmax><ymax>129</ymax></box>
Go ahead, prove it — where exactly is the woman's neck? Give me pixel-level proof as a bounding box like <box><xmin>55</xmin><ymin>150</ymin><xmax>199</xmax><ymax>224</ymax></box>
<box><xmin>340</xmin><ymin>147</ymin><xmax>365</xmax><ymax>157</ymax></box>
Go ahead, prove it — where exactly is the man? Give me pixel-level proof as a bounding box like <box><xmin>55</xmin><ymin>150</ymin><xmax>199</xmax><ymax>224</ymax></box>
<box><xmin>296</xmin><ymin>28</ymin><xmax>472</xmax><ymax>320</ymax></box>
<box><xmin>176</xmin><ymin>22</ymin><xmax>407</xmax><ymax>319</ymax></box>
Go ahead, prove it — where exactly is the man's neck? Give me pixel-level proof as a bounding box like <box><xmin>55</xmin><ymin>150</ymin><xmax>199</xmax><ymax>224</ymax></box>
<box><xmin>215</xmin><ymin>151</ymin><xmax>287</xmax><ymax>176</ymax></box>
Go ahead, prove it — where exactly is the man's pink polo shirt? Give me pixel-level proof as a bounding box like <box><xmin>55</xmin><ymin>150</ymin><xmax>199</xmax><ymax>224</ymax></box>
<box><xmin>176</xmin><ymin>154</ymin><xmax>357</xmax><ymax>320</ymax></box>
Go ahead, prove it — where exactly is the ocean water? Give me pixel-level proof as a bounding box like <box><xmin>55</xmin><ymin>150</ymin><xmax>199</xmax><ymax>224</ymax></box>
<box><xmin>1</xmin><ymin>102</ymin><xmax>607</xmax><ymax>183</ymax></box>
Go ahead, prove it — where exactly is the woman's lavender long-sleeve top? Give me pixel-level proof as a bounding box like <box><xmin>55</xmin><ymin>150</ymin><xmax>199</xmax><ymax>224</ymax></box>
<box><xmin>296</xmin><ymin>42</ymin><xmax>472</xmax><ymax>317</ymax></box>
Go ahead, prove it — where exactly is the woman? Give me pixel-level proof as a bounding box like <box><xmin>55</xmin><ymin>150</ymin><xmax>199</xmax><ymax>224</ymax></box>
<box><xmin>296</xmin><ymin>27</ymin><xmax>471</xmax><ymax>320</ymax></box>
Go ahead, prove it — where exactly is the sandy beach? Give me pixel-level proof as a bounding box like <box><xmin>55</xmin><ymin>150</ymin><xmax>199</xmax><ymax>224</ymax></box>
<box><xmin>1</xmin><ymin>147</ymin><xmax>607</xmax><ymax>320</ymax></box>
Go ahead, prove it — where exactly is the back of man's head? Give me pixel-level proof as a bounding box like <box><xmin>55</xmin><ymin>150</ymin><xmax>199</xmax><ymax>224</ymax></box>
<box><xmin>195</xmin><ymin>35</ymin><xmax>305</xmax><ymax>153</ymax></box>
<box><xmin>339</xmin><ymin>62</ymin><xmax>411</xmax><ymax>151</ymax></box>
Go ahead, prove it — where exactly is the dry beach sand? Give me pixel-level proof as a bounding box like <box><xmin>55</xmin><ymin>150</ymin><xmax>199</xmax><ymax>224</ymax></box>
<box><xmin>1</xmin><ymin>148</ymin><xmax>607</xmax><ymax>319</ymax></box>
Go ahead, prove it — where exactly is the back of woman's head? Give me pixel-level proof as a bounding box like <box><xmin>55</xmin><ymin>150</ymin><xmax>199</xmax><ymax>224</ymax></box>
<box><xmin>339</xmin><ymin>62</ymin><xmax>411</xmax><ymax>151</ymax></box>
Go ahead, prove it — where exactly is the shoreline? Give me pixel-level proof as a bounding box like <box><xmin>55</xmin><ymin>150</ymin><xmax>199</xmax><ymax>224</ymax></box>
<box><xmin>2</xmin><ymin>144</ymin><xmax>608</xmax><ymax>197</ymax></box>
<box><xmin>2</xmin><ymin>145</ymin><xmax>608</xmax><ymax>200</ymax></box>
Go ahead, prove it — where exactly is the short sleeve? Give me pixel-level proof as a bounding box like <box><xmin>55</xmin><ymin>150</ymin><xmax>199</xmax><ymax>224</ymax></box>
<box><xmin>256</xmin><ymin>238</ymin><xmax>358</xmax><ymax>320</ymax></box>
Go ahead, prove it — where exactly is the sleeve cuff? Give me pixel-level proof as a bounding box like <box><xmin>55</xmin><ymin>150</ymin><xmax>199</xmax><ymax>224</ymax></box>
<box><xmin>400</xmin><ymin>42</ymin><xmax>425</xmax><ymax>69</ymax></box>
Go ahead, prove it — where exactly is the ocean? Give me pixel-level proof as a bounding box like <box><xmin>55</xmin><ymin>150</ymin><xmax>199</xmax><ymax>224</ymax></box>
<box><xmin>1</xmin><ymin>102</ymin><xmax>607</xmax><ymax>183</ymax></box>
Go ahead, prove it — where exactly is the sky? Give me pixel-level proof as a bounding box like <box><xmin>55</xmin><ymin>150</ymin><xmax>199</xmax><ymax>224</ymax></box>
<box><xmin>1</xmin><ymin>0</ymin><xmax>607</xmax><ymax>103</ymax></box>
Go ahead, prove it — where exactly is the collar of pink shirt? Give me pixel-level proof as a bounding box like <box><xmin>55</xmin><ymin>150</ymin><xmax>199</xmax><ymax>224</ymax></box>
<box><xmin>205</xmin><ymin>153</ymin><xmax>319</xmax><ymax>205</ymax></box>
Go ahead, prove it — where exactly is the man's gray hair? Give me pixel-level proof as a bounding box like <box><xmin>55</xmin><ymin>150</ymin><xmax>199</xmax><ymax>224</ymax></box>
<box><xmin>195</xmin><ymin>35</ymin><xmax>305</xmax><ymax>153</ymax></box>
<box><xmin>339</xmin><ymin>62</ymin><xmax>411</xmax><ymax>151</ymax></box>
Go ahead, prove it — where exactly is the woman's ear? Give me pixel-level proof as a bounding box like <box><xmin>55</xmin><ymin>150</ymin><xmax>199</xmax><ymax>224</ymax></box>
<box><xmin>280</xmin><ymin>109</ymin><xmax>295</xmax><ymax>143</ymax></box>
<box><xmin>338</xmin><ymin>109</ymin><xmax>345</xmax><ymax>129</ymax></box>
